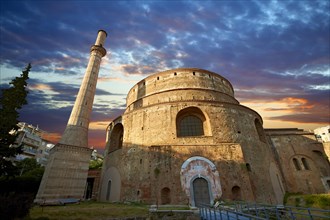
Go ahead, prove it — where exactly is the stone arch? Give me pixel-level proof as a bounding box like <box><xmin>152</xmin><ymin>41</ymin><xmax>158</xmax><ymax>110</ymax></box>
<box><xmin>161</xmin><ymin>187</ymin><xmax>171</xmax><ymax>204</ymax></box>
<box><xmin>99</xmin><ymin>167</ymin><xmax>121</xmax><ymax>202</ymax></box>
<box><xmin>176</xmin><ymin>107</ymin><xmax>211</xmax><ymax>137</ymax></box>
<box><xmin>231</xmin><ymin>186</ymin><xmax>241</xmax><ymax>201</ymax></box>
<box><xmin>254</xmin><ymin>118</ymin><xmax>266</xmax><ymax>142</ymax></box>
<box><xmin>109</xmin><ymin>123</ymin><xmax>124</xmax><ymax>152</ymax></box>
<box><xmin>180</xmin><ymin>156</ymin><xmax>221</xmax><ymax>207</ymax></box>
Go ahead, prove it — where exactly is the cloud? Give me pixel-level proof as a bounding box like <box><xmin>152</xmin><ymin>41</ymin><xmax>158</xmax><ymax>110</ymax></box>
<box><xmin>1</xmin><ymin>0</ymin><xmax>329</xmax><ymax>149</ymax></box>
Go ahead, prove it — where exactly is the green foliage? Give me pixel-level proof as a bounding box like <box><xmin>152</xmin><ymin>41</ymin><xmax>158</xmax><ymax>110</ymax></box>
<box><xmin>16</xmin><ymin>158</ymin><xmax>44</xmax><ymax>179</ymax></box>
<box><xmin>283</xmin><ymin>191</ymin><xmax>302</xmax><ymax>205</ymax></box>
<box><xmin>28</xmin><ymin>202</ymin><xmax>149</xmax><ymax>220</ymax></box>
<box><xmin>304</xmin><ymin>194</ymin><xmax>330</xmax><ymax>209</ymax></box>
<box><xmin>285</xmin><ymin>193</ymin><xmax>330</xmax><ymax>209</ymax></box>
<box><xmin>89</xmin><ymin>159</ymin><xmax>103</xmax><ymax>169</ymax></box>
<box><xmin>0</xmin><ymin>64</ymin><xmax>31</xmax><ymax>177</ymax></box>
<box><xmin>0</xmin><ymin>192</ymin><xmax>36</xmax><ymax>220</ymax></box>
<box><xmin>0</xmin><ymin>176</ymin><xmax>42</xmax><ymax>220</ymax></box>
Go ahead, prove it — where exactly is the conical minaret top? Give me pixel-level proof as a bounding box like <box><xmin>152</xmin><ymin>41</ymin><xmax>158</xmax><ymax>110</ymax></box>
<box><xmin>59</xmin><ymin>30</ymin><xmax>107</xmax><ymax>148</ymax></box>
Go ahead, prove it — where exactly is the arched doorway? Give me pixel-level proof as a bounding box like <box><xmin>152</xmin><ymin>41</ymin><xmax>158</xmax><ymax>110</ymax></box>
<box><xmin>161</xmin><ymin>187</ymin><xmax>171</xmax><ymax>204</ymax></box>
<box><xmin>193</xmin><ymin>178</ymin><xmax>210</xmax><ymax>207</ymax></box>
<box><xmin>232</xmin><ymin>186</ymin><xmax>241</xmax><ymax>201</ymax></box>
<box><xmin>180</xmin><ymin>156</ymin><xmax>222</xmax><ymax>207</ymax></box>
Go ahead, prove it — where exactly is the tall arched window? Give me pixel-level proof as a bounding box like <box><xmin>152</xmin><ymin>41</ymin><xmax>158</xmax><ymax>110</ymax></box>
<box><xmin>109</xmin><ymin>123</ymin><xmax>124</xmax><ymax>152</ymax></box>
<box><xmin>106</xmin><ymin>180</ymin><xmax>112</xmax><ymax>201</ymax></box>
<box><xmin>176</xmin><ymin>107</ymin><xmax>207</xmax><ymax>137</ymax></box>
<box><xmin>293</xmin><ymin>158</ymin><xmax>301</xmax><ymax>171</ymax></box>
<box><xmin>301</xmin><ymin>158</ymin><xmax>310</xmax><ymax>170</ymax></box>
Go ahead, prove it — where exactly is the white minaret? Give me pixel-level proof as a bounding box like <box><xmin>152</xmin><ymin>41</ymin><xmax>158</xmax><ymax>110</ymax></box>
<box><xmin>59</xmin><ymin>30</ymin><xmax>107</xmax><ymax>147</ymax></box>
<box><xmin>35</xmin><ymin>30</ymin><xmax>107</xmax><ymax>203</ymax></box>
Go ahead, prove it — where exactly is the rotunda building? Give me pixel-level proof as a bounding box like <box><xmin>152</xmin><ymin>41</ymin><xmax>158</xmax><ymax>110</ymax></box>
<box><xmin>100</xmin><ymin>68</ymin><xmax>285</xmax><ymax>206</ymax></box>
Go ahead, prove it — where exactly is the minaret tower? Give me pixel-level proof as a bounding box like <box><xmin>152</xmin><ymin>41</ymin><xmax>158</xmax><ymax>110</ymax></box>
<box><xmin>35</xmin><ymin>30</ymin><xmax>107</xmax><ymax>203</ymax></box>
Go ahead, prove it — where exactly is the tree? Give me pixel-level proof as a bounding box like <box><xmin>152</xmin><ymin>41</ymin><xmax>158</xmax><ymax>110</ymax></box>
<box><xmin>89</xmin><ymin>158</ymin><xmax>103</xmax><ymax>169</ymax></box>
<box><xmin>16</xmin><ymin>158</ymin><xmax>44</xmax><ymax>179</ymax></box>
<box><xmin>0</xmin><ymin>64</ymin><xmax>30</xmax><ymax>177</ymax></box>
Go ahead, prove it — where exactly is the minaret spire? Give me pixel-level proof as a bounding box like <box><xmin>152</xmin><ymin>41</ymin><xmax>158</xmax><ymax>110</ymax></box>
<box><xmin>60</xmin><ymin>30</ymin><xmax>107</xmax><ymax>148</ymax></box>
<box><xmin>35</xmin><ymin>30</ymin><xmax>107</xmax><ymax>203</ymax></box>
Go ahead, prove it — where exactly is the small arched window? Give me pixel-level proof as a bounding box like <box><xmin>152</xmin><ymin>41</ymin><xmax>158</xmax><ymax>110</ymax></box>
<box><xmin>293</xmin><ymin>158</ymin><xmax>301</xmax><ymax>171</ymax></box>
<box><xmin>301</xmin><ymin>158</ymin><xmax>310</xmax><ymax>170</ymax></box>
<box><xmin>246</xmin><ymin>163</ymin><xmax>251</xmax><ymax>171</ymax></box>
<box><xmin>176</xmin><ymin>107</ymin><xmax>207</xmax><ymax>137</ymax></box>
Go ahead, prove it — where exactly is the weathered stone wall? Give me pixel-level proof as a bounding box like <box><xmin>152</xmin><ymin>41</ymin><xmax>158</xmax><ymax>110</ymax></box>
<box><xmin>266</xmin><ymin>129</ymin><xmax>330</xmax><ymax>194</ymax></box>
<box><xmin>100</xmin><ymin>68</ymin><xmax>284</xmax><ymax>205</ymax></box>
<box><xmin>126</xmin><ymin>68</ymin><xmax>236</xmax><ymax>109</ymax></box>
<box><xmin>35</xmin><ymin>144</ymin><xmax>92</xmax><ymax>203</ymax></box>
<box><xmin>323</xmin><ymin>142</ymin><xmax>330</xmax><ymax>162</ymax></box>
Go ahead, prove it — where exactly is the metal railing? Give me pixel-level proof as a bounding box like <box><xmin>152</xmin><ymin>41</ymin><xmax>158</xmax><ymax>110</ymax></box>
<box><xmin>199</xmin><ymin>201</ymin><xmax>330</xmax><ymax>220</ymax></box>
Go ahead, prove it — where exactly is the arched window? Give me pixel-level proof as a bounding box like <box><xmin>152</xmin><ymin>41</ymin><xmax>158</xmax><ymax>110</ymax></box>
<box><xmin>293</xmin><ymin>158</ymin><xmax>301</xmax><ymax>171</ymax></box>
<box><xmin>301</xmin><ymin>158</ymin><xmax>310</xmax><ymax>170</ymax></box>
<box><xmin>178</xmin><ymin>115</ymin><xmax>204</xmax><ymax>137</ymax></box>
<box><xmin>246</xmin><ymin>163</ymin><xmax>251</xmax><ymax>172</ymax></box>
<box><xmin>106</xmin><ymin>180</ymin><xmax>112</xmax><ymax>201</ymax></box>
<box><xmin>176</xmin><ymin>107</ymin><xmax>207</xmax><ymax>137</ymax></box>
<box><xmin>109</xmin><ymin>123</ymin><xmax>124</xmax><ymax>152</ymax></box>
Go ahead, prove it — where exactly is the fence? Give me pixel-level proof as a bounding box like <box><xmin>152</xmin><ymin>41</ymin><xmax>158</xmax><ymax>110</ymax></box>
<box><xmin>200</xmin><ymin>201</ymin><xmax>330</xmax><ymax>220</ymax></box>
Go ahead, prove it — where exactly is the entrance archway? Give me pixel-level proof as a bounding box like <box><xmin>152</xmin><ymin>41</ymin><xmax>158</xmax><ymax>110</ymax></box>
<box><xmin>180</xmin><ymin>156</ymin><xmax>222</xmax><ymax>207</ymax></box>
<box><xmin>161</xmin><ymin>187</ymin><xmax>171</xmax><ymax>204</ymax></box>
<box><xmin>231</xmin><ymin>185</ymin><xmax>241</xmax><ymax>201</ymax></box>
<box><xmin>193</xmin><ymin>178</ymin><xmax>210</xmax><ymax>207</ymax></box>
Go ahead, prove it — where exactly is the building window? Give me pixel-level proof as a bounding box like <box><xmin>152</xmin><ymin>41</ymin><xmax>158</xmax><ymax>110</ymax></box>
<box><xmin>301</xmin><ymin>158</ymin><xmax>310</xmax><ymax>170</ymax></box>
<box><xmin>293</xmin><ymin>158</ymin><xmax>301</xmax><ymax>171</ymax></box>
<box><xmin>246</xmin><ymin>163</ymin><xmax>251</xmax><ymax>171</ymax></box>
<box><xmin>178</xmin><ymin>115</ymin><xmax>204</xmax><ymax>137</ymax></box>
<box><xmin>109</xmin><ymin>123</ymin><xmax>124</xmax><ymax>152</ymax></box>
<box><xmin>106</xmin><ymin>180</ymin><xmax>112</xmax><ymax>201</ymax></box>
<box><xmin>176</xmin><ymin>107</ymin><xmax>209</xmax><ymax>137</ymax></box>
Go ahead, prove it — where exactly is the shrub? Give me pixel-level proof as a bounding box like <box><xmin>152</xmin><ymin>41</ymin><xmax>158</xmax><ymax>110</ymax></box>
<box><xmin>0</xmin><ymin>176</ymin><xmax>41</xmax><ymax>219</ymax></box>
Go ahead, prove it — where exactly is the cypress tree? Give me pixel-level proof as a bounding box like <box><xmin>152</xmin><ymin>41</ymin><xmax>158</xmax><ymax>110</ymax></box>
<box><xmin>0</xmin><ymin>64</ymin><xmax>30</xmax><ymax>177</ymax></box>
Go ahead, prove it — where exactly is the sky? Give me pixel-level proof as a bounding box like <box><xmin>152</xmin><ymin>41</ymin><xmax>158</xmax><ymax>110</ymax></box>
<box><xmin>0</xmin><ymin>0</ymin><xmax>329</xmax><ymax>151</ymax></box>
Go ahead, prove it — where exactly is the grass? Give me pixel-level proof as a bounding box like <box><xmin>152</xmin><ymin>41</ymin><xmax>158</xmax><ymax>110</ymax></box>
<box><xmin>26</xmin><ymin>201</ymin><xmax>149</xmax><ymax>220</ymax></box>
<box><xmin>285</xmin><ymin>193</ymin><xmax>330</xmax><ymax>210</ymax></box>
<box><xmin>156</xmin><ymin>205</ymin><xmax>190</xmax><ymax>210</ymax></box>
